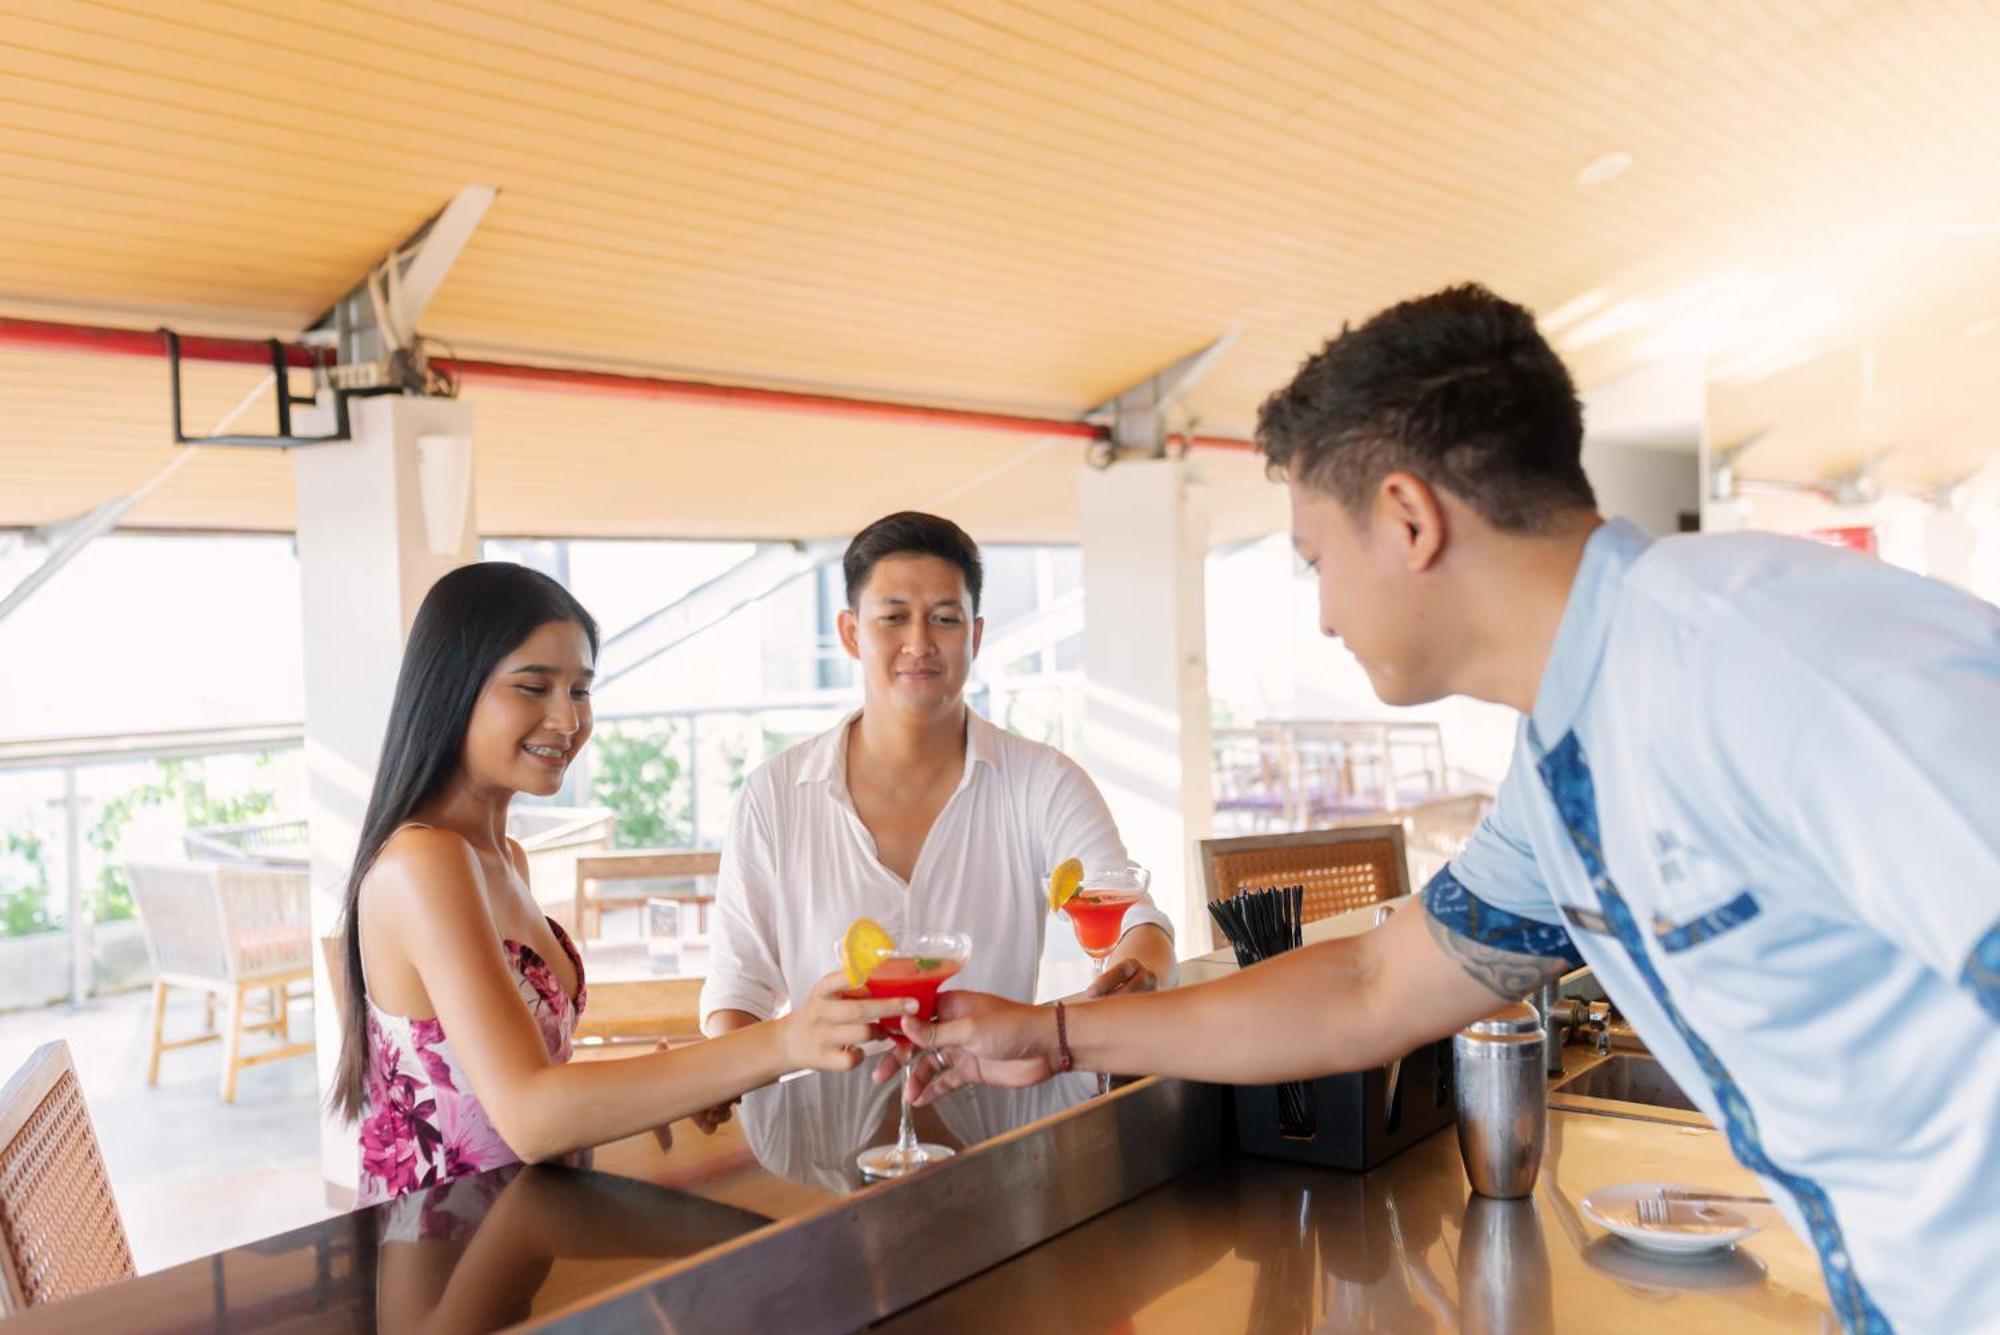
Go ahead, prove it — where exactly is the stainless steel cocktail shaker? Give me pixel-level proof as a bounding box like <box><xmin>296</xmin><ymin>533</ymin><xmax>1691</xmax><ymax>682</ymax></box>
<box><xmin>1452</xmin><ymin>1002</ymin><xmax>1546</xmax><ymax>1198</ymax></box>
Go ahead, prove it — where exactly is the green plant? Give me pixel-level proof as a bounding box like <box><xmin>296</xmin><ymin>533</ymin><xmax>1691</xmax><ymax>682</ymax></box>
<box><xmin>0</xmin><ymin>830</ymin><xmax>56</xmax><ymax>937</ymax></box>
<box><xmin>90</xmin><ymin>756</ymin><xmax>278</xmax><ymax>922</ymax></box>
<box><xmin>591</xmin><ymin>723</ymin><xmax>692</xmax><ymax>848</ymax></box>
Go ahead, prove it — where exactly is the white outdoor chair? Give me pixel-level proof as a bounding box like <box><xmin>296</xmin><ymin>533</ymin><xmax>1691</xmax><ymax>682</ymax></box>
<box><xmin>126</xmin><ymin>861</ymin><xmax>315</xmax><ymax>1102</ymax></box>
<box><xmin>0</xmin><ymin>1040</ymin><xmax>134</xmax><ymax>1313</ymax></box>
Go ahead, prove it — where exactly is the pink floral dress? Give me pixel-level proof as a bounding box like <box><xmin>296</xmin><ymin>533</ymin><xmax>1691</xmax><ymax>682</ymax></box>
<box><xmin>356</xmin><ymin>919</ymin><xmax>586</xmax><ymax>1207</ymax></box>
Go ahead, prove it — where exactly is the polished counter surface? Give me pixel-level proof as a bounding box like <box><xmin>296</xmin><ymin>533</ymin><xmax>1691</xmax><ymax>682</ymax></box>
<box><xmin>885</xmin><ymin>1108</ymin><xmax>1835</xmax><ymax>1333</ymax></box>
<box><xmin>16</xmin><ymin>899</ymin><xmax>1839</xmax><ymax>1332</ymax></box>
<box><xmin>9</xmin><ymin>1061</ymin><xmax>1108</xmax><ymax>1332</ymax></box>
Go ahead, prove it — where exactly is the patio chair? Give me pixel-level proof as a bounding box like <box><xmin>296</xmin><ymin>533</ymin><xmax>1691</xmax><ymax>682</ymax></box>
<box><xmin>0</xmin><ymin>1041</ymin><xmax>134</xmax><ymax>1313</ymax></box>
<box><xmin>1199</xmin><ymin>825</ymin><xmax>1411</xmax><ymax>951</ymax></box>
<box><xmin>1210</xmin><ymin>727</ymin><xmax>1295</xmax><ymax>833</ymax></box>
<box><xmin>126</xmin><ymin>861</ymin><xmax>316</xmax><ymax>1103</ymax></box>
<box><xmin>574</xmin><ymin>849</ymin><xmax>720</xmax><ymax>942</ymax></box>
<box><xmin>1399</xmin><ymin>793</ymin><xmax>1494</xmax><ymax>889</ymax></box>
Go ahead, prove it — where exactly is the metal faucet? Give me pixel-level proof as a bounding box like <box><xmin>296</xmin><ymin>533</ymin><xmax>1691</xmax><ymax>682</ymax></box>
<box><xmin>1535</xmin><ymin>975</ymin><xmax>1611</xmax><ymax>1076</ymax></box>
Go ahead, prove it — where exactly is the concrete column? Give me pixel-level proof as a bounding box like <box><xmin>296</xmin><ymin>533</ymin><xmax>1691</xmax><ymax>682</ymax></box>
<box><xmin>292</xmin><ymin>394</ymin><xmax>477</xmax><ymax>1198</ymax></box>
<box><xmin>1076</xmin><ymin>458</ymin><xmax>1213</xmax><ymax>952</ymax></box>
<box><xmin>1580</xmin><ymin>354</ymin><xmax>1703</xmax><ymax>535</ymax></box>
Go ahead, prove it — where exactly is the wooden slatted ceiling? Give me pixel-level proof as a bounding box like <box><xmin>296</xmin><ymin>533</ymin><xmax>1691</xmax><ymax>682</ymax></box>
<box><xmin>2</xmin><ymin>0</ymin><xmax>1997</xmax><ymax>536</ymax></box>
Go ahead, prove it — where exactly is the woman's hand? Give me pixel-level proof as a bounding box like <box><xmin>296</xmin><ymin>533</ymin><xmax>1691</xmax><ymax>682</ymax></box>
<box><xmin>899</xmin><ymin>990</ymin><xmax>1061</xmax><ymax>1106</ymax></box>
<box><xmin>780</xmin><ymin>971</ymin><xmax>914</xmax><ymax>1072</ymax></box>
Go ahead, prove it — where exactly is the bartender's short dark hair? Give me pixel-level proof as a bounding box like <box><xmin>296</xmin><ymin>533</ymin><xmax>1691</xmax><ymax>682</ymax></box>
<box><xmin>843</xmin><ymin>511</ymin><xmax>983</xmax><ymax>613</ymax></box>
<box><xmin>1256</xmin><ymin>283</ymin><xmax>1596</xmax><ymax>532</ymax></box>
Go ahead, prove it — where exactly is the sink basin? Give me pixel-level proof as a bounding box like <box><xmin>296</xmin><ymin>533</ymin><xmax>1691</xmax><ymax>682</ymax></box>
<box><xmin>1553</xmin><ymin>1053</ymin><xmax>1698</xmax><ymax>1113</ymax></box>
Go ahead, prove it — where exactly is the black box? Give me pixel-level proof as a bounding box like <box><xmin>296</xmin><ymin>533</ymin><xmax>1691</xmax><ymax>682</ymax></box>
<box><xmin>1231</xmin><ymin>1037</ymin><xmax>1455</xmax><ymax>1172</ymax></box>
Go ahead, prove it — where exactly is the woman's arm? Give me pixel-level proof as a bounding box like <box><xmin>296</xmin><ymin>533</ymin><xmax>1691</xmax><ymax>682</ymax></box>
<box><xmin>366</xmin><ymin>830</ymin><xmax>911</xmax><ymax>1163</ymax></box>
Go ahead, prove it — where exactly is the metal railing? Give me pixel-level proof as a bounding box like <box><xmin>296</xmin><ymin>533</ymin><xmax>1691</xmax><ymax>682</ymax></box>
<box><xmin>0</xmin><ymin>723</ymin><xmax>306</xmax><ymax>1005</ymax></box>
<box><xmin>0</xmin><ymin>677</ymin><xmax>1090</xmax><ymax>1004</ymax></box>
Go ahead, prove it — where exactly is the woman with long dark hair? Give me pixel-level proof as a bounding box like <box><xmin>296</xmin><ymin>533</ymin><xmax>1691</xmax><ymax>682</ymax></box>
<box><xmin>332</xmin><ymin>562</ymin><xmax>909</xmax><ymax>1205</ymax></box>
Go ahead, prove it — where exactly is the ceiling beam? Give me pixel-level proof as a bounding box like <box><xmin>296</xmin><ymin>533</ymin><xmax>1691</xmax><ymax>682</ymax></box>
<box><xmin>0</xmin><ymin>317</ymin><xmax>1256</xmax><ymax>453</ymax></box>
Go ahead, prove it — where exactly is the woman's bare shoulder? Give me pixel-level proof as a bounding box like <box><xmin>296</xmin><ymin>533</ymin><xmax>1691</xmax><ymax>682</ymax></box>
<box><xmin>366</xmin><ymin>825</ymin><xmax>490</xmax><ymax>920</ymax></box>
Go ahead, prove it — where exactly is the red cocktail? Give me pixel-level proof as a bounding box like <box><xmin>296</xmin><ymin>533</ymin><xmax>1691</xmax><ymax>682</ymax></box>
<box><xmin>1061</xmin><ymin>888</ymin><xmax>1145</xmax><ymax>960</ymax></box>
<box><xmin>864</xmin><ymin>954</ymin><xmax>966</xmax><ymax>1045</ymax></box>
<box><xmin>838</xmin><ymin>924</ymin><xmax>973</xmax><ymax>1180</ymax></box>
<box><xmin>1049</xmin><ymin>861</ymin><xmax>1150</xmax><ymax>1095</ymax></box>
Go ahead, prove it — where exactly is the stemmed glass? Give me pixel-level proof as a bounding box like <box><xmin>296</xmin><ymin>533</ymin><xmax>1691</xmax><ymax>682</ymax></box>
<box><xmin>1051</xmin><ymin>859</ymin><xmax>1149</xmax><ymax>1093</ymax></box>
<box><xmin>842</xmin><ymin>926</ymin><xmax>973</xmax><ymax>1179</ymax></box>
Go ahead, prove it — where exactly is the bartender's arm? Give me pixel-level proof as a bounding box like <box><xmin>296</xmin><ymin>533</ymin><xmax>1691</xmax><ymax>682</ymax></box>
<box><xmin>905</xmin><ymin>888</ymin><xmax>1565</xmax><ymax>1100</ymax></box>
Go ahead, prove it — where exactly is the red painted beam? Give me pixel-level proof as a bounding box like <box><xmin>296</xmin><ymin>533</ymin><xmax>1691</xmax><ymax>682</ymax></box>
<box><xmin>0</xmin><ymin>315</ymin><xmax>1257</xmax><ymax>452</ymax></box>
<box><xmin>0</xmin><ymin>317</ymin><xmax>323</xmax><ymax>368</ymax></box>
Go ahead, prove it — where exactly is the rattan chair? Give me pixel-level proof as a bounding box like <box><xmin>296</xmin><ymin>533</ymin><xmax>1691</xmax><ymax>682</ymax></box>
<box><xmin>0</xmin><ymin>1041</ymin><xmax>134</xmax><ymax>1313</ymax></box>
<box><xmin>1199</xmin><ymin>825</ymin><xmax>1412</xmax><ymax>950</ymax></box>
<box><xmin>127</xmin><ymin>860</ymin><xmax>316</xmax><ymax>1102</ymax></box>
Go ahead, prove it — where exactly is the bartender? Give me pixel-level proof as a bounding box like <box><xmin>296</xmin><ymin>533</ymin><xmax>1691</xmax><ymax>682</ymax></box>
<box><xmin>905</xmin><ymin>284</ymin><xmax>2000</xmax><ymax>1334</ymax></box>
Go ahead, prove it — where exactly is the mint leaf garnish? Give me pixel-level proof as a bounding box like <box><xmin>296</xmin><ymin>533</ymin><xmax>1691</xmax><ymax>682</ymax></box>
<box><xmin>916</xmin><ymin>956</ymin><xmax>943</xmax><ymax>971</ymax></box>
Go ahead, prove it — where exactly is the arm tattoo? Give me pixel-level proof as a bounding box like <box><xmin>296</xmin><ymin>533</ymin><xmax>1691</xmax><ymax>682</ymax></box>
<box><xmin>1425</xmin><ymin>908</ymin><xmax>1569</xmax><ymax>1001</ymax></box>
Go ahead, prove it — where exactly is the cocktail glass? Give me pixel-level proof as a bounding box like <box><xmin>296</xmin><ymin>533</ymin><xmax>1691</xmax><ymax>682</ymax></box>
<box><xmin>844</xmin><ymin>927</ymin><xmax>972</xmax><ymax>1180</ymax></box>
<box><xmin>1053</xmin><ymin>860</ymin><xmax>1149</xmax><ymax>1093</ymax></box>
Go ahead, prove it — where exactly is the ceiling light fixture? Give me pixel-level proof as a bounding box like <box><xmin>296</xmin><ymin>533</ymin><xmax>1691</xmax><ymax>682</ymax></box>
<box><xmin>1576</xmin><ymin>151</ymin><xmax>1634</xmax><ymax>187</ymax></box>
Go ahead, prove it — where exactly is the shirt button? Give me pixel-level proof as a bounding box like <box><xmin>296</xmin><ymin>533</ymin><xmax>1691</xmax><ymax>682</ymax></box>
<box><xmin>1829</xmin><ymin>1250</ymin><xmax>1849</xmax><ymax>1270</ymax></box>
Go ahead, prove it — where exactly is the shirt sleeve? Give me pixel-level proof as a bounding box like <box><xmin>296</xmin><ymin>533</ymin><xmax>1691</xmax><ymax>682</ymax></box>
<box><xmin>1038</xmin><ymin>753</ymin><xmax>1174</xmax><ymax>945</ymax></box>
<box><xmin>1422</xmin><ymin>738</ymin><xmax>1584</xmax><ymax>968</ymax></box>
<box><xmin>1741</xmin><ymin>587</ymin><xmax>2000</xmax><ymax>1020</ymax></box>
<box><xmin>698</xmin><ymin>772</ymin><xmax>789</xmax><ymax>1027</ymax></box>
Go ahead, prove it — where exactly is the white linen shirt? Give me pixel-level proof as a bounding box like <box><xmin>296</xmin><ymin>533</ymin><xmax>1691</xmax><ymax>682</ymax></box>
<box><xmin>699</xmin><ymin>708</ymin><xmax>1173</xmax><ymax>1027</ymax></box>
<box><xmin>1425</xmin><ymin>519</ymin><xmax>2000</xmax><ymax>1333</ymax></box>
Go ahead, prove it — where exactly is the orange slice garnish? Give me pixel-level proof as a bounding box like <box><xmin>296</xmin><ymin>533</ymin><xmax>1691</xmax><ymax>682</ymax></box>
<box><xmin>1048</xmin><ymin>857</ymin><xmax>1084</xmax><ymax>913</ymax></box>
<box><xmin>842</xmin><ymin>918</ymin><xmax>895</xmax><ymax>987</ymax></box>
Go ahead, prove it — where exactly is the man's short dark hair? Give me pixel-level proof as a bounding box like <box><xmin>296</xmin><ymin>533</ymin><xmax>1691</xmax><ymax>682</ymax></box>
<box><xmin>843</xmin><ymin>511</ymin><xmax>984</xmax><ymax>613</ymax></box>
<box><xmin>1256</xmin><ymin>283</ymin><xmax>1596</xmax><ymax>532</ymax></box>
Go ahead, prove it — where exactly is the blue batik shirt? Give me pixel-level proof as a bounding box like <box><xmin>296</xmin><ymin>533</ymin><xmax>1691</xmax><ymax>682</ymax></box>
<box><xmin>1425</xmin><ymin>519</ymin><xmax>2000</xmax><ymax>1333</ymax></box>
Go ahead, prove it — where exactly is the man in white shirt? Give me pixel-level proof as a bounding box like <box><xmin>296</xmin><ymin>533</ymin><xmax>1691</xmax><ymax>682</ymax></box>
<box><xmin>700</xmin><ymin>511</ymin><xmax>1175</xmax><ymax>1036</ymax></box>
<box><xmin>905</xmin><ymin>286</ymin><xmax>1999</xmax><ymax>1333</ymax></box>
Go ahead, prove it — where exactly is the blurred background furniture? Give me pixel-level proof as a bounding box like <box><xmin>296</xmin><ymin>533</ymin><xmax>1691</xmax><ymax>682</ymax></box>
<box><xmin>1397</xmin><ymin>793</ymin><xmax>1495</xmax><ymax>890</ymax></box>
<box><xmin>1210</xmin><ymin>720</ymin><xmax>1488</xmax><ymax>836</ymax></box>
<box><xmin>574</xmin><ymin>848</ymin><xmax>719</xmax><ymax>943</ymax></box>
<box><xmin>126</xmin><ymin>861</ymin><xmax>315</xmax><ymax>1102</ymax></box>
<box><xmin>182</xmin><ymin>807</ymin><xmax>615</xmax><ymax>930</ymax></box>
<box><xmin>1199</xmin><ymin>825</ymin><xmax>1411</xmax><ymax>950</ymax></box>
<box><xmin>1210</xmin><ymin>726</ymin><xmax>1296</xmax><ymax>833</ymax></box>
<box><xmin>0</xmin><ymin>1040</ymin><xmax>134</xmax><ymax>1314</ymax></box>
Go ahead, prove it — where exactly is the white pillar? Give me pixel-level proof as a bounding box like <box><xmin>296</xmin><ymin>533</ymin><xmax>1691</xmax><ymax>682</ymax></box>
<box><xmin>293</xmin><ymin>395</ymin><xmax>477</xmax><ymax>1200</ymax></box>
<box><xmin>1076</xmin><ymin>459</ymin><xmax>1214</xmax><ymax>952</ymax></box>
<box><xmin>1580</xmin><ymin>353</ymin><xmax>1704</xmax><ymax>536</ymax></box>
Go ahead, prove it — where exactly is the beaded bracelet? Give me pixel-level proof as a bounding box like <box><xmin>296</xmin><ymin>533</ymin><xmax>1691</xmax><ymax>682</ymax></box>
<box><xmin>1053</xmin><ymin>999</ymin><xmax>1075</xmax><ymax>1073</ymax></box>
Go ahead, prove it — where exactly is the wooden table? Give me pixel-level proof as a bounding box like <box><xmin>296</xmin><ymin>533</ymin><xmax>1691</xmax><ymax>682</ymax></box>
<box><xmin>574</xmin><ymin>942</ymin><xmax>704</xmax><ymax>1043</ymax></box>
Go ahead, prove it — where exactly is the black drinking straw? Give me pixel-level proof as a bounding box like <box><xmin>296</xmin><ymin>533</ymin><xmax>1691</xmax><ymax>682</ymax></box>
<box><xmin>1207</xmin><ymin>884</ymin><xmax>1313</xmax><ymax>1134</ymax></box>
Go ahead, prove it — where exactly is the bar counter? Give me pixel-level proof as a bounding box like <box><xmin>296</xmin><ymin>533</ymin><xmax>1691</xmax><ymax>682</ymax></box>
<box><xmin>884</xmin><ymin>1102</ymin><xmax>1835</xmax><ymax>1331</ymax></box>
<box><xmin>14</xmin><ymin>1066</ymin><xmax>1835</xmax><ymax>1330</ymax></box>
<box><xmin>14</xmin><ymin>909</ymin><xmax>1837</xmax><ymax>1331</ymax></box>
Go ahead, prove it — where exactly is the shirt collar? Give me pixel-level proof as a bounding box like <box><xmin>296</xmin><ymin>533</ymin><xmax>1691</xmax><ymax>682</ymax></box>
<box><xmin>1529</xmin><ymin>518</ymin><xmax>1654</xmax><ymax>749</ymax></box>
<box><xmin>793</xmin><ymin>706</ymin><xmax>995</xmax><ymax>795</ymax></box>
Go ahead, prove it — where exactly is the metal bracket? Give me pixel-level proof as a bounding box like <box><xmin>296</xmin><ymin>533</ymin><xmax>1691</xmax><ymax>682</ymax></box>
<box><xmin>1828</xmin><ymin>448</ymin><xmax>1898</xmax><ymax>507</ymax></box>
<box><xmin>301</xmin><ymin>184</ymin><xmax>496</xmax><ymax>394</ymax></box>
<box><xmin>1706</xmin><ymin>429</ymin><xmax>1767</xmax><ymax>502</ymax></box>
<box><xmin>162</xmin><ymin>330</ymin><xmax>352</xmax><ymax>448</ymax></box>
<box><xmin>1083</xmin><ymin>328</ymin><xmax>1241</xmax><ymax>466</ymax></box>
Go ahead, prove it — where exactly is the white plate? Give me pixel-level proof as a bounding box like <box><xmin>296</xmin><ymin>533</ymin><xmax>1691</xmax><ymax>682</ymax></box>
<box><xmin>1580</xmin><ymin>1181</ymin><xmax>1762</xmax><ymax>1256</ymax></box>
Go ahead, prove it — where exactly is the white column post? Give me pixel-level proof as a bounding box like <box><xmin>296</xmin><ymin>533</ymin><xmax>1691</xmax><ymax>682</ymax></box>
<box><xmin>1076</xmin><ymin>458</ymin><xmax>1214</xmax><ymax>952</ymax></box>
<box><xmin>293</xmin><ymin>394</ymin><xmax>477</xmax><ymax>1200</ymax></box>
